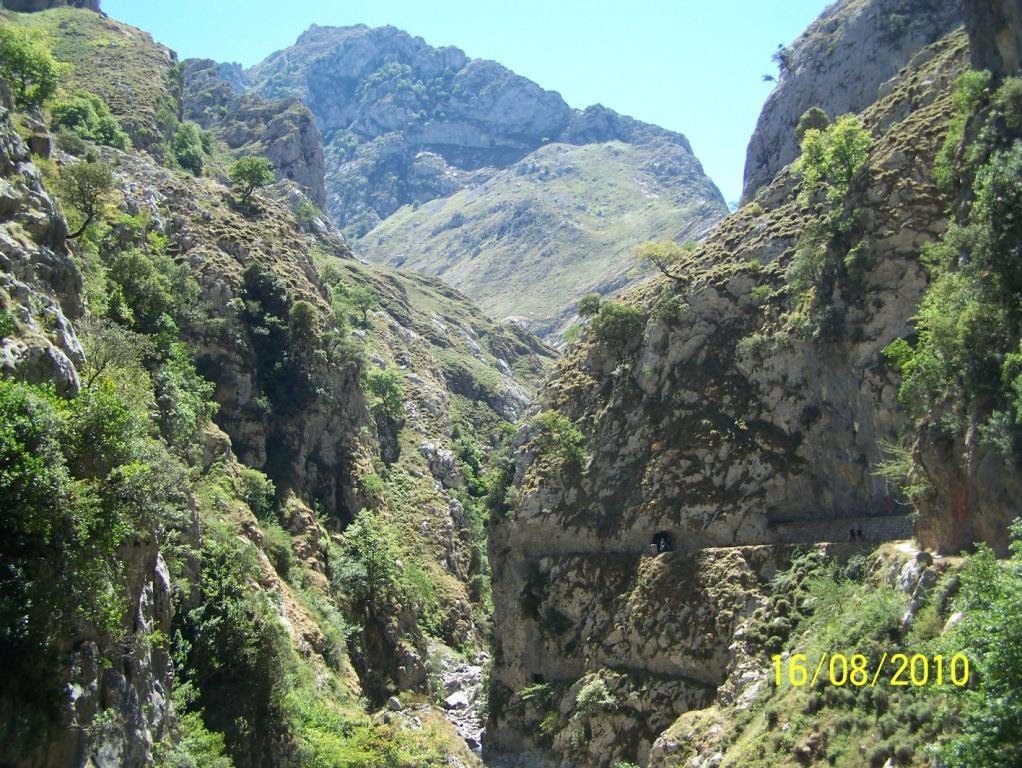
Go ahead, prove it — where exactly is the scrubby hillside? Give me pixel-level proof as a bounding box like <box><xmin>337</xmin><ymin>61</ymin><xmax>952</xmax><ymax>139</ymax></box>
<box><xmin>0</xmin><ymin>5</ymin><xmax>553</xmax><ymax>766</ymax></box>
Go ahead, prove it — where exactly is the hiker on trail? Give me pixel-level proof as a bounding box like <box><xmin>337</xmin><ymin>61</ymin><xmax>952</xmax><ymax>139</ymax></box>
<box><xmin>857</xmin><ymin>525</ymin><xmax>864</xmax><ymax>541</ymax></box>
<box><xmin>653</xmin><ymin>532</ymin><xmax>673</xmax><ymax>554</ymax></box>
<box><xmin>849</xmin><ymin>527</ymin><xmax>856</xmax><ymax>541</ymax></box>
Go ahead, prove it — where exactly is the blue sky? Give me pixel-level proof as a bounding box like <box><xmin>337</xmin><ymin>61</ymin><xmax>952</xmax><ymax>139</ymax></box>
<box><xmin>103</xmin><ymin>0</ymin><xmax>832</xmax><ymax>203</ymax></box>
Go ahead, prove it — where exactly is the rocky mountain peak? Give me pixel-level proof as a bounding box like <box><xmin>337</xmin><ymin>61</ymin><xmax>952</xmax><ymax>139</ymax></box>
<box><xmin>243</xmin><ymin>22</ymin><xmax>705</xmax><ymax>237</ymax></box>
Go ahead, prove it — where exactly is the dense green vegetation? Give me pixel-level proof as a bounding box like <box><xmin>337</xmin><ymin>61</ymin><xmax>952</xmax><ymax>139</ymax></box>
<box><xmin>51</xmin><ymin>90</ymin><xmax>129</xmax><ymax>149</ymax></box>
<box><xmin>782</xmin><ymin>114</ymin><xmax>874</xmax><ymax>339</ymax></box>
<box><xmin>887</xmin><ymin>74</ymin><xmax>1022</xmax><ymax>460</ymax></box>
<box><xmin>0</xmin><ymin>25</ymin><xmax>65</xmax><ymax>109</ymax></box>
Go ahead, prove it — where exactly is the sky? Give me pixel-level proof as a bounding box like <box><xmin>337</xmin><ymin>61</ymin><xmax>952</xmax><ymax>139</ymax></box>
<box><xmin>102</xmin><ymin>0</ymin><xmax>833</xmax><ymax>203</ymax></box>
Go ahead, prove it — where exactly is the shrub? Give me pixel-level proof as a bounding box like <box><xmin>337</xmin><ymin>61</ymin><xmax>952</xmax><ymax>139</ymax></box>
<box><xmin>0</xmin><ymin>308</ymin><xmax>16</xmax><ymax>339</ymax></box>
<box><xmin>261</xmin><ymin>521</ymin><xmax>296</xmax><ymax>582</ymax></box>
<box><xmin>573</xmin><ymin>676</ymin><xmax>616</xmax><ymax>718</ymax></box>
<box><xmin>796</xmin><ymin>113</ymin><xmax>873</xmax><ymax>206</ymax></box>
<box><xmin>0</xmin><ymin>26</ymin><xmax>66</xmax><ymax>110</ymax></box>
<box><xmin>577</xmin><ymin>293</ymin><xmax>602</xmax><ymax>318</ymax></box>
<box><xmin>50</xmin><ymin>91</ymin><xmax>129</xmax><ymax>150</ymax></box>
<box><xmin>153</xmin><ymin>341</ymin><xmax>218</xmax><ymax>454</ymax></box>
<box><xmin>238</xmin><ymin>467</ymin><xmax>276</xmax><ymax>519</ymax></box>
<box><xmin>590</xmin><ymin>300</ymin><xmax>645</xmax><ymax>346</ymax></box>
<box><xmin>530</xmin><ymin>410</ymin><xmax>586</xmax><ymax>467</ymax></box>
<box><xmin>172</xmin><ymin>121</ymin><xmax>206</xmax><ymax>175</ymax></box>
<box><xmin>795</xmin><ymin>106</ymin><xmax>830</xmax><ymax>141</ymax></box>
<box><xmin>179</xmin><ymin>523</ymin><xmax>292</xmax><ymax>761</ymax></box>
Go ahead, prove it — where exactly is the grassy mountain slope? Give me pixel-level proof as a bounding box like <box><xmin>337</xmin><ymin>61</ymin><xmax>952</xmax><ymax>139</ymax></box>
<box><xmin>358</xmin><ymin>139</ymin><xmax>726</xmax><ymax>337</ymax></box>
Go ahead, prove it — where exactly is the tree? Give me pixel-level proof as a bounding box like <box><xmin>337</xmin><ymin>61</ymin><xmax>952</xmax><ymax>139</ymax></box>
<box><xmin>228</xmin><ymin>157</ymin><xmax>274</xmax><ymax>206</ymax></box>
<box><xmin>0</xmin><ymin>26</ymin><xmax>66</xmax><ymax>110</ymax></box>
<box><xmin>365</xmin><ymin>367</ymin><xmax>405</xmax><ymax>421</ymax></box>
<box><xmin>51</xmin><ymin>91</ymin><xmax>129</xmax><ymax>149</ymax></box>
<box><xmin>333</xmin><ymin>510</ymin><xmax>406</xmax><ymax>620</ymax></box>
<box><xmin>796</xmin><ymin>114</ymin><xmax>873</xmax><ymax>205</ymax></box>
<box><xmin>56</xmin><ymin>161</ymin><xmax>114</xmax><ymax>238</ymax></box>
<box><xmin>635</xmin><ymin>240</ymin><xmax>699</xmax><ymax>285</ymax></box>
<box><xmin>577</xmin><ymin>293</ymin><xmax>602</xmax><ymax>318</ymax></box>
<box><xmin>795</xmin><ymin>107</ymin><xmax>830</xmax><ymax>141</ymax></box>
<box><xmin>349</xmin><ymin>285</ymin><xmax>380</xmax><ymax>326</ymax></box>
<box><xmin>173</xmin><ymin>122</ymin><xmax>206</xmax><ymax>175</ymax></box>
<box><xmin>771</xmin><ymin>44</ymin><xmax>793</xmax><ymax>77</ymax></box>
<box><xmin>288</xmin><ymin>299</ymin><xmax>319</xmax><ymax>352</ymax></box>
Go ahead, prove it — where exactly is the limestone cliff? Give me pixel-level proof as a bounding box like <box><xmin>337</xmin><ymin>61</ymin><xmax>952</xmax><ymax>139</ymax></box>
<box><xmin>742</xmin><ymin>0</ymin><xmax>962</xmax><ymax>203</ymax></box>
<box><xmin>181</xmin><ymin>59</ymin><xmax>329</xmax><ymax>208</ymax></box>
<box><xmin>488</xmin><ymin>22</ymin><xmax>971</xmax><ymax>767</ymax></box>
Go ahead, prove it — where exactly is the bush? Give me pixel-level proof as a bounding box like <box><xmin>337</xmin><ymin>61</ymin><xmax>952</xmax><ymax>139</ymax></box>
<box><xmin>590</xmin><ymin>300</ymin><xmax>645</xmax><ymax>346</ymax></box>
<box><xmin>0</xmin><ymin>26</ymin><xmax>66</xmax><ymax>110</ymax></box>
<box><xmin>238</xmin><ymin>467</ymin><xmax>276</xmax><ymax>519</ymax></box>
<box><xmin>172</xmin><ymin>122</ymin><xmax>207</xmax><ymax>175</ymax></box>
<box><xmin>153</xmin><ymin>341</ymin><xmax>218</xmax><ymax>453</ymax></box>
<box><xmin>573</xmin><ymin>676</ymin><xmax>616</xmax><ymax>718</ymax></box>
<box><xmin>0</xmin><ymin>378</ymin><xmax>187</xmax><ymax>743</ymax></box>
<box><xmin>365</xmin><ymin>367</ymin><xmax>405</xmax><ymax>421</ymax></box>
<box><xmin>577</xmin><ymin>293</ymin><xmax>602</xmax><ymax>318</ymax></box>
<box><xmin>795</xmin><ymin>106</ymin><xmax>830</xmax><ymax>141</ymax></box>
<box><xmin>796</xmin><ymin>113</ymin><xmax>873</xmax><ymax>206</ymax></box>
<box><xmin>262</xmin><ymin>521</ymin><xmax>296</xmax><ymax>582</ymax></box>
<box><xmin>530</xmin><ymin>410</ymin><xmax>586</xmax><ymax>467</ymax></box>
<box><xmin>179</xmin><ymin>523</ymin><xmax>292</xmax><ymax>761</ymax></box>
<box><xmin>51</xmin><ymin>91</ymin><xmax>130</xmax><ymax>150</ymax></box>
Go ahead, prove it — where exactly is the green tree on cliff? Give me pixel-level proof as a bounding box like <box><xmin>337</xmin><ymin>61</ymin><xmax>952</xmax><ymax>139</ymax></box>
<box><xmin>229</xmin><ymin>156</ymin><xmax>274</xmax><ymax>206</ymax></box>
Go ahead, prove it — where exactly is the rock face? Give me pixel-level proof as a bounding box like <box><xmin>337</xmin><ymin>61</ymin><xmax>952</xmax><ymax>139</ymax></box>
<box><xmin>741</xmin><ymin>0</ymin><xmax>962</xmax><ymax>203</ymax></box>
<box><xmin>181</xmin><ymin>59</ymin><xmax>328</xmax><ymax>208</ymax></box>
<box><xmin>488</xmin><ymin>26</ymin><xmax>971</xmax><ymax>766</ymax></box>
<box><xmin>3</xmin><ymin>0</ymin><xmax>100</xmax><ymax>10</ymax></box>
<box><xmin>244</xmin><ymin>24</ymin><xmax>718</xmax><ymax>239</ymax></box>
<box><xmin>964</xmin><ymin>0</ymin><xmax>1022</xmax><ymax>75</ymax></box>
<box><xmin>0</xmin><ymin>79</ymin><xmax>83</xmax><ymax>397</ymax></box>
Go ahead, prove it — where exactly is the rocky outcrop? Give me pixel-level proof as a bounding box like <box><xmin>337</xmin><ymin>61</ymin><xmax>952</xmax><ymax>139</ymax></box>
<box><xmin>0</xmin><ymin>80</ymin><xmax>83</xmax><ymax>396</ymax></box>
<box><xmin>964</xmin><ymin>0</ymin><xmax>1022</xmax><ymax>75</ymax></box>
<box><xmin>488</xmin><ymin>28</ymin><xmax>971</xmax><ymax>767</ymax></box>
<box><xmin>181</xmin><ymin>59</ymin><xmax>328</xmax><ymax>208</ymax></box>
<box><xmin>3</xmin><ymin>0</ymin><xmax>100</xmax><ymax>11</ymax></box>
<box><xmin>741</xmin><ymin>0</ymin><xmax>962</xmax><ymax>203</ymax></box>
<box><xmin>243</xmin><ymin>23</ymin><xmax>724</xmax><ymax>240</ymax></box>
<box><xmin>106</xmin><ymin>141</ymin><xmax>374</xmax><ymax>519</ymax></box>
